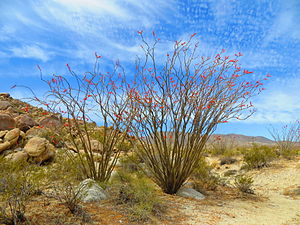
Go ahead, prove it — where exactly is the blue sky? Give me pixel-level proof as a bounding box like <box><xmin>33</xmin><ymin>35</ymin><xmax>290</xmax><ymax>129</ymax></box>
<box><xmin>1</xmin><ymin>0</ymin><xmax>300</xmax><ymax>138</ymax></box>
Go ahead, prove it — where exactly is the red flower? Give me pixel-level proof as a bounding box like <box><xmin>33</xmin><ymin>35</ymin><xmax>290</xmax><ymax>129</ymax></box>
<box><xmin>243</xmin><ymin>70</ymin><xmax>253</xmax><ymax>74</ymax></box>
<box><xmin>95</xmin><ymin>52</ymin><xmax>102</xmax><ymax>59</ymax></box>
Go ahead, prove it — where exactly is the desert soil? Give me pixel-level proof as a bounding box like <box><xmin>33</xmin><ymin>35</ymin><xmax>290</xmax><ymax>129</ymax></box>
<box><xmin>179</xmin><ymin>157</ymin><xmax>300</xmax><ymax>225</ymax></box>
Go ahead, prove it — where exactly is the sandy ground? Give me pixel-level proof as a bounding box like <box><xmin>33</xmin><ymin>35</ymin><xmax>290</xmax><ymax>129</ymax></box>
<box><xmin>180</xmin><ymin>158</ymin><xmax>300</xmax><ymax>225</ymax></box>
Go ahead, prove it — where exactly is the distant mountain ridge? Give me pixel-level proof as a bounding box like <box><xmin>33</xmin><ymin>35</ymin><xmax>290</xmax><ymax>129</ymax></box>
<box><xmin>210</xmin><ymin>133</ymin><xmax>274</xmax><ymax>145</ymax></box>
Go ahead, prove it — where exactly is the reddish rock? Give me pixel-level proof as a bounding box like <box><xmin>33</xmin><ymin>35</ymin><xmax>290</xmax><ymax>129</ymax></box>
<box><xmin>0</xmin><ymin>114</ymin><xmax>16</xmax><ymax>131</ymax></box>
<box><xmin>39</xmin><ymin>115</ymin><xmax>62</xmax><ymax>130</ymax></box>
<box><xmin>0</xmin><ymin>101</ymin><xmax>11</xmax><ymax>110</ymax></box>
<box><xmin>16</xmin><ymin>115</ymin><xmax>38</xmax><ymax>132</ymax></box>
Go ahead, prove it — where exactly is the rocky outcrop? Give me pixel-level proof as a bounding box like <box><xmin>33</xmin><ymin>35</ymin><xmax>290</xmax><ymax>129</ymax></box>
<box><xmin>0</xmin><ymin>114</ymin><xmax>16</xmax><ymax>131</ymax></box>
<box><xmin>24</xmin><ymin>137</ymin><xmax>55</xmax><ymax>164</ymax></box>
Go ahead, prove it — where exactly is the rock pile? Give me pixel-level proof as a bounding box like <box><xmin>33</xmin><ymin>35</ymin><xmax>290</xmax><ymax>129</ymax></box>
<box><xmin>0</xmin><ymin>93</ymin><xmax>57</xmax><ymax>164</ymax></box>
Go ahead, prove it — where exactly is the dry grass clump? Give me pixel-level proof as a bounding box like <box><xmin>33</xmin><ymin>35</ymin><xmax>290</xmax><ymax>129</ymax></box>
<box><xmin>110</xmin><ymin>170</ymin><xmax>164</xmax><ymax>222</ymax></box>
<box><xmin>234</xmin><ymin>174</ymin><xmax>254</xmax><ymax>194</ymax></box>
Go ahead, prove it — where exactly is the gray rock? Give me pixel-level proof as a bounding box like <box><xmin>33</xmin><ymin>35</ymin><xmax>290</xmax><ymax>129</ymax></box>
<box><xmin>77</xmin><ymin>179</ymin><xmax>109</xmax><ymax>202</ymax></box>
<box><xmin>176</xmin><ymin>187</ymin><xmax>205</xmax><ymax>200</ymax></box>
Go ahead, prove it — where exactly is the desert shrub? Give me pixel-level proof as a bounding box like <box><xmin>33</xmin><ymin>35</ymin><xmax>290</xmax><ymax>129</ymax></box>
<box><xmin>234</xmin><ymin>174</ymin><xmax>254</xmax><ymax>194</ymax></box>
<box><xmin>243</xmin><ymin>144</ymin><xmax>276</xmax><ymax>169</ymax></box>
<box><xmin>191</xmin><ymin>157</ymin><xmax>224</xmax><ymax>192</ymax></box>
<box><xmin>0</xmin><ymin>157</ymin><xmax>46</xmax><ymax>224</ymax></box>
<box><xmin>53</xmin><ymin>182</ymin><xmax>82</xmax><ymax>214</ymax></box>
<box><xmin>111</xmin><ymin>171</ymin><xmax>163</xmax><ymax>222</ymax></box>
<box><xmin>269</xmin><ymin>123</ymin><xmax>300</xmax><ymax>158</ymax></box>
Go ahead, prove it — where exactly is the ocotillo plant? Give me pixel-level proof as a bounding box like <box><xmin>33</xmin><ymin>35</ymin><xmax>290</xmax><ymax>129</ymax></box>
<box><xmin>20</xmin><ymin>55</ymin><xmax>133</xmax><ymax>182</ymax></box>
<box><xmin>127</xmin><ymin>32</ymin><xmax>268</xmax><ymax>194</ymax></box>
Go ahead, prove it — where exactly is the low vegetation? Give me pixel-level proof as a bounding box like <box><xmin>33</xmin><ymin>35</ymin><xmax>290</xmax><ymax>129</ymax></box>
<box><xmin>234</xmin><ymin>174</ymin><xmax>254</xmax><ymax>194</ymax></box>
<box><xmin>110</xmin><ymin>171</ymin><xmax>164</xmax><ymax>222</ymax></box>
<box><xmin>191</xmin><ymin>157</ymin><xmax>224</xmax><ymax>193</ymax></box>
<box><xmin>242</xmin><ymin>144</ymin><xmax>277</xmax><ymax>169</ymax></box>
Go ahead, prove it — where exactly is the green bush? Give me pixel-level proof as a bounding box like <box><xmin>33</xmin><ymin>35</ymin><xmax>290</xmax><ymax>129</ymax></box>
<box><xmin>243</xmin><ymin>144</ymin><xmax>276</xmax><ymax>169</ymax></box>
<box><xmin>234</xmin><ymin>174</ymin><xmax>254</xmax><ymax>194</ymax></box>
<box><xmin>191</xmin><ymin>157</ymin><xmax>224</xmax><ymax>192</ymax></box>
<box><xmin>111</xmin><ymin>171</ymin><xmax>163</xmax><ymax>222</ymax></box>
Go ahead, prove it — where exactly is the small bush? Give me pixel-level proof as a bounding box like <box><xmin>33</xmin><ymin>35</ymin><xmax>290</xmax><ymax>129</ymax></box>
<box><xmin>51</xmin><ymin>182</ymin><xmax>83</xmax><ymax>215</ymax></box>
<box><xmin>191</xmin><ymin>157</ymin><xmax>224</xmax><ymax>192</ymax></box>
<box><xmin>0</xmin><ymin>157</ymin><xmax>45</xmax><ymax>224</ymax></box>
<box><xmin>111</xmin><ymin>171</ymin><xmax>163</xmax><ymax>222</ymax></box>
<box><xmin>243</xmin><ymin>144</ymin><xmax>276</xmax><ymax>169</ymax></box>
<box><xmin>234</xmin><ymin>174</ymin><xmax>254</xmax><ymax>194</ymax></box>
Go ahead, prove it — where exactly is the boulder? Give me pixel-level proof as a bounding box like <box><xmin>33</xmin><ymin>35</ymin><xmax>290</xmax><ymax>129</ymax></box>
<box><xmin>39</xmin><ymin>115</ymin><xmax>62</xmax><ymax>130</ymax></box>
<box><xmin>0</xmin><ymin>93</ymin><xmax>10</xmax><ymax>98</ymax></box>
<box><xmin>0</xmin><ymin>142</ymin><xmax>11</xmax><ymax>153</ymax></box>
<box><xmin>24</xmin><ymin>137</ymin><xmax>55</xmax><ymax>163</ymax></box>
<box><xmin>0</xmin><ymin>130</ymin><xmax>8</xmax><ymax>138</ymax></box>
<box><xmin>26</xmin><ymin>126</ymin><xmax>51</xmax><ymax>139</ymax></box>
<box><xmin>0</xmin><ymin>101</ymin><xmax>11</xmax><ymax>110</ymax></box>
<box><xmin>176</xmin><ymin>187</ymin><xmax>205</xmax><ymax>200</ymax></box>
<box><xmin>0</xmin><ymin>114</ymin><xmax>16</xmax><ymax>131</ymax></box>
<box><xmin>16</xmin><ymin>115</ymin><xmax>38</xmax><ymax>132</ymax></box>
<box><xmin>77</xmin><ymin>179</ymin><xmax>109</xmax><ymax>202</ymax></box>
<box><xmin>5</xmin><ymin>151</ymin><xmax>28</xmax><ymax>162</ymax></box>
<box><xmin>4</xmin><ymin>128</ymin><xmax>20</xmax><ymax>145</ymax></box>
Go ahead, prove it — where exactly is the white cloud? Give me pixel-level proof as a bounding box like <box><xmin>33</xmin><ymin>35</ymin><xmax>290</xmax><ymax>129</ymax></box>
<box><xmin>10</xmin><ymin>45</ymin><xmax>51</xmax><ymax>62</ymax></box>
<box><xmin>240</xmin><ymin>77</ymin><xmax>300</xmax><ymax>124</ymax></box>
